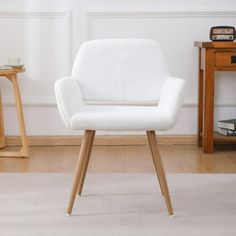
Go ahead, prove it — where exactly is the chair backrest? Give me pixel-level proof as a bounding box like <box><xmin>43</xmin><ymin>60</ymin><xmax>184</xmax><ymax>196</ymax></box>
<box><xmin>71</xmin><ymin>39</ymin><xmax>170</xmax><ymax>105</ymax></box>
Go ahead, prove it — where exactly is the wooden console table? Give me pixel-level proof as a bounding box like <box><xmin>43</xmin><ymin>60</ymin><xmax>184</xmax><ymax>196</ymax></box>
<box><xmin>195</xmin><ymin>41</ymin><xmax>236</xmax><ymax>154</ymax></box>
<box><xmin>0</xmin><ymin>68</ymin><xmax>29</xmax><ymax>157</ymax></box>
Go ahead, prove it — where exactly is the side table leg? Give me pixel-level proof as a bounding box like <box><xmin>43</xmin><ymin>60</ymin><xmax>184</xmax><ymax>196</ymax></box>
<box><xmin>0</xmin><ymin>88</ymin><xmax>6</xmax><ymax>148</ymax></box>
<box><xmin>197</xmin><ymin>48</ymin><xmax>203</xmax><ymax>147</ymax></box>
<box><xmin>11</xmin><ymin>74</ymin><xmax>29</xmax><ymax>157</ymax></box>
<box><xmin>203</xmin><ymin>49</ymin><xmax>215</xmax><ymax>154</ymax></box>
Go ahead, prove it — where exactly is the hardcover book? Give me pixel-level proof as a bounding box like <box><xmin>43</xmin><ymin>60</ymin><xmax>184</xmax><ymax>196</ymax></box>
<box><xmin>218</xmin><ymin>119</ymin><xmax>236</xmax><ymax>130</ymax></box>
<box><xmin>218</xmin><ymin>127</ymin><xmax>236</xmax><ymax>136</ymax></box>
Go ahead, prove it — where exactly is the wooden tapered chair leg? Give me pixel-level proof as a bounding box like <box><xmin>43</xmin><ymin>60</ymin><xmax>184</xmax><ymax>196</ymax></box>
<box><xmin>66</xmin><ymin>130</ymin><xmax>95</xmax><ymax>215</ymax></box>
<box><xmin>146</xmin><ymin>130</ymin><xmax>174</xmax><ymax>216</ymax></box>
<box><xmin>77</xmin><ymin>131</ymin><xmax>95</xmax><ymax>195</ymax></box>
<box><xmin>147</xmin><ymin>133</ymin><xmax>164</xmax><ymax>197</ymax></box>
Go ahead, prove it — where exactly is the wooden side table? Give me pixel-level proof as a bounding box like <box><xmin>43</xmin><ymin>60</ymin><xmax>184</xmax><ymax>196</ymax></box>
<box><xmin>0</xmin><ymin>68</ymin><xmax>29</xmax><ymax>157</ymax></box>
<box><xmin>195</xmin><ymin>41</ymin><xmax>236</xmax><ymax>154</ymax></box>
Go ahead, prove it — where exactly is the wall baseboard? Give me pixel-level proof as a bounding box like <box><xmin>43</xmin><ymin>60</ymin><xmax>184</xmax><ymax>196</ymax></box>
<box><xmin>5</xmin><ymin>135</ymin><xmax>197</xmax><ymax>147</ymax></box>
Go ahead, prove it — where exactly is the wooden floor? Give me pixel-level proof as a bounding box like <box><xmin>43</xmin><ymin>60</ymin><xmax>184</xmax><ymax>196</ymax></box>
<box><xmin>0</xmin><ymin>144</ymin><xmax>236</xmax><ymax>173</ymax></box>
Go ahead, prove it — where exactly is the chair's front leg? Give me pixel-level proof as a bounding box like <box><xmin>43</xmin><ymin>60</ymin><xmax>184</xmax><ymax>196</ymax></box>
<box><xmin>67</xmin><ymin>130</ymin><xmax>95</xmax><ymax>215</ymax></box>
<box><xmin>146</xmin><ymin>130</ymin><xmax>174</xmax><ymax>216</ymax></box>
<box><xmin>147</xmin><ymin>133</ymin><xmax>164</xmax><ymax>197</ymax></box>
<box><xmin>77</xmin><ymin>131</ymin><xmax>95</xmax><ymax>195</ymax></box>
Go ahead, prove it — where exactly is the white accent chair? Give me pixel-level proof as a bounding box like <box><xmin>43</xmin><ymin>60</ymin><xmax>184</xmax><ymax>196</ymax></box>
<box><xmin>55</xmin><ymin>39</ymin><xmax>185</xmax><ymax>216</ymax></box>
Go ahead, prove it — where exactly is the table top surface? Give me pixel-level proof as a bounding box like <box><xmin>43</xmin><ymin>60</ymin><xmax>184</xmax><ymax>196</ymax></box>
<box><xmin>194</xmin><ymin>41</ymin><xmax>236</xmax><ymax>48</ymax></box>
<box><xmin>0</xmin><ymin>68</ymin><xmax>25</xmax><ymax>76</ymax></box>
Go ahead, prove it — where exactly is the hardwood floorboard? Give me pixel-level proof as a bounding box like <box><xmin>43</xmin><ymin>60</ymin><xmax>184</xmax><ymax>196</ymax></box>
<box><xmin>0</xmin><ymin>145</ymin><xmax>235</xmax><ymax>173</ymax></box>
<box><xmin>90</xmin><ymin>146</ymin><xmax>124</xmax><ymax>173</ymax></box>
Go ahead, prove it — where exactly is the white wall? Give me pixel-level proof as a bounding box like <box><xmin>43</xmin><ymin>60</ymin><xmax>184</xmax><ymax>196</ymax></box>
<box><xmin>0</xmin><ymin>0</ymin><xmax>236</xmax><ymax>135</ymax></box>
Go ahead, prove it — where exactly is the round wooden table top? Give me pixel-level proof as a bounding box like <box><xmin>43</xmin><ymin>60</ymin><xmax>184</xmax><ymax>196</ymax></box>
<box><xmin>0</xmin><ymin>68</ymin><xmax>25</xmax><ymax>76</ymax></box>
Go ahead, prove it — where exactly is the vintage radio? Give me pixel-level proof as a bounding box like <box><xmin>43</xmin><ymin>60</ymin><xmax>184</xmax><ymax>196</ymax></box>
<box><xmin>210</xmin><ymin>26</ymin><xmax>236</xmax><ymax>41</ymax></box>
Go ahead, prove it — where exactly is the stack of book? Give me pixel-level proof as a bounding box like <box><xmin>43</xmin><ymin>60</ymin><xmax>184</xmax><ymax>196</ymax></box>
<box><xmin>218</xmin><ymin>119</ymin><xmax>236</xmax><ymax>136</ymax></box>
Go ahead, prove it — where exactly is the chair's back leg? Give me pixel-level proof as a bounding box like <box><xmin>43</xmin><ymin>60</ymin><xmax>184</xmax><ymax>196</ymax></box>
<box><xmin>67</xmin><ymin>130</ymin><xmax>96</xmax><ymax>215</ymax></box>
<box><xmin>146</xmin><ymin>130</ymin><xmax>174</xmax><ymax>216</ymax></box>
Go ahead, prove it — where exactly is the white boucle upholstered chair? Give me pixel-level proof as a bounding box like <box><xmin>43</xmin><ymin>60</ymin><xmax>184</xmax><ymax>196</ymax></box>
<box><xmin>55</xmin><ymin>39</ymin><xmax>185</xmax><ymax>216</ymax></box>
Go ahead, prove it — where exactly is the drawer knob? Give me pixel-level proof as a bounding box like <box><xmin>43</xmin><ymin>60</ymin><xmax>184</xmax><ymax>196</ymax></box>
<box><xmin>231</xmin><ymin>56</ymin><xmax>236</xmax><ymax>63</ymax></box>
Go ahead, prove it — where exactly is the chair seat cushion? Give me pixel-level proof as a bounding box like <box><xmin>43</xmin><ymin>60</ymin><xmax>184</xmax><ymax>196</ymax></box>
<box><xmin>69</xmin><ymin>105</ymin><xmax>173</xmax><ymax>131</ymax></box>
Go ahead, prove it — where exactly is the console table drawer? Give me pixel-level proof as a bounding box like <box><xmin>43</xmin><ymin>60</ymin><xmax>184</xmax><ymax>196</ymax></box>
<box><xmin>215</xmin><ymin>52</ymin><xmax>236</xmax><ymax>67</ymax></box>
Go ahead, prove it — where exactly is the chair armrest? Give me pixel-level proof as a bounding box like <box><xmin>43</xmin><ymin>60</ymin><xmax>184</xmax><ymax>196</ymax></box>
<box><xmin>55</xmin><ymin>77</ymin><xmax>83</xmax><ymax>128</ymax></box>
<box><xmin>158</xmin><ymin>77</ymin><xmax>185</xmax><ymax>129</ymax></box>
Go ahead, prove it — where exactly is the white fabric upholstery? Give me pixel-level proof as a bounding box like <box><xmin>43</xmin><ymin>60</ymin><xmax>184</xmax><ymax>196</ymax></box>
<box><xmin>71</xmin><ymin>39</ymin><xmax>169</xmax><ymax>103</ymax></box>
<box><xmin>55</xmin><ymin>77</ymin><xmax>83</xmax><ymax>128</ymax></box>
<box><xmin>55</xmin><ymin>39</ymin><xmax>185</xmax><ymax>131</ymax></box>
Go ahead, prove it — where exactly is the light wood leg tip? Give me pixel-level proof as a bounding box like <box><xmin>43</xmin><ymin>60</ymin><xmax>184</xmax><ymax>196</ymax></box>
<box><xmin>66</xmin><ymin>213</ymin><xmax>71</xmax><ymax>216</ymax></box>
<box><xmin>169</xmin><ymin>214</ymin><xmax>174</xmax><ymax>218</ymax></box>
